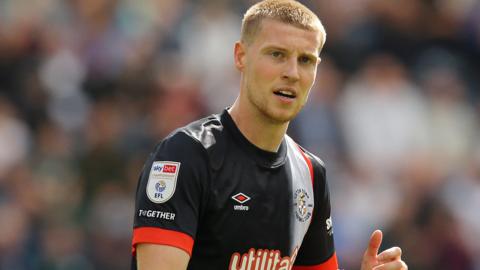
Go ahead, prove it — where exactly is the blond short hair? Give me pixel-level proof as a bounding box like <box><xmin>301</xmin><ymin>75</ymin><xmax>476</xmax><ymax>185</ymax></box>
<box><xmin>241</xmin><ymin>0</ymin><xmax>326</xmax><ymax>49</ymax></box>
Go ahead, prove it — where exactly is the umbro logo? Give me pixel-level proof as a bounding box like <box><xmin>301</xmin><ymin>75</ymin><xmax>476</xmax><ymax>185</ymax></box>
<box><xmin>232</xmin><ymin>193</ymin><xmax>251</xmax><ymax>204</ymax></box>
<box><xmin>232</xmin><ymin>193</ymin><xmax>250</xmax><ymax>211</ymax></box>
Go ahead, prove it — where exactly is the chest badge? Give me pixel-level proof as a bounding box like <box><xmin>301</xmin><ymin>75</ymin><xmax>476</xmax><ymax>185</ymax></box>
<box><xmin>231</xmin><ymin>192</ymin><xmax>250</xmax><ymax>211</ymax></box>
<box><xmin>294</xmin><ymin>189</ymin><xmax>313</xmax><ymax>222</ymax></box>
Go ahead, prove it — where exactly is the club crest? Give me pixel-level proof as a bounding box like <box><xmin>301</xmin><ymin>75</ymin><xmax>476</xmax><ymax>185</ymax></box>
<box><xmin>293</xmin><ymin>188</ymin><xmax>313</xmax><ymax>222</ymax></box>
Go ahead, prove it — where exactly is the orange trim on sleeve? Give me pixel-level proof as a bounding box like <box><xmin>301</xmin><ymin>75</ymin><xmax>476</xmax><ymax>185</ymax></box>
<box><xmin>132</xmin><ymin>227</ymin><xmax>194</xmax><ymax>256</ymax></box>
<box><xmin>293</xmin><ymin>252</ymin><xmax>339</xmax><ymax>270</ymax></box>
<box><xmin>296</xmin><ymin>145</ymin><xmax>314</xmax><ymax>186</ymax></box>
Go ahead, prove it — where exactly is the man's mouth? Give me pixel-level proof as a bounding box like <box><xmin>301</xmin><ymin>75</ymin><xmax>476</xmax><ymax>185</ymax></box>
<box><xmin>273</xmin><ymin>89</ymin><xmax>297</xmax><ymax>99</ymax></box>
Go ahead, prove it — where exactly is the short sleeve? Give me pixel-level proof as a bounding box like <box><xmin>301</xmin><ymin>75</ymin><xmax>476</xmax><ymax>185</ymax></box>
<box><xmin>294</xmin><ymin>152</ymin><xmax>338</xmax><ymax>270</ymax></box>
<box><xmin>131</xmin><ymin>131</ymin><xmax>209</xmax><ymax>256</ymax></box>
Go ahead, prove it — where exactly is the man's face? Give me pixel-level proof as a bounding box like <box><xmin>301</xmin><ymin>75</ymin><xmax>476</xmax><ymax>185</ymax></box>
<box><xmin>236</xmin><ymin>19</ymin><xmax>321</xmax><ymax>123</ymax></box>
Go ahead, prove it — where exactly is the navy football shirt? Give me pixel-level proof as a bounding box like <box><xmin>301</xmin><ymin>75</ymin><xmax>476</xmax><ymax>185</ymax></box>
<box><xmin>132</xmin><ymin>110</ymin><xmax>338</xmax><ymax>270</ymax></box>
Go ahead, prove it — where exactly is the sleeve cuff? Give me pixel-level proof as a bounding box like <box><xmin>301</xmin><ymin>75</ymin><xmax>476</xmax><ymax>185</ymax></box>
<box><xmin>293</xmin><ymin>252</ymin><xmax>338</xmax><ymax>270</ymax></box>
<box><xmin>132</xmin><ymin>227</ymin><xmax>194</xmax><ymax>256</ymax></box>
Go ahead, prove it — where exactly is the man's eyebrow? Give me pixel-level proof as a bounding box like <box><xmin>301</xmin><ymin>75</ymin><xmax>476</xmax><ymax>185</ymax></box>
<box><xmin>261</xmin><ymin>45</ymin><xmax>288</xmax><ymax>52</ymax></box>
<box><xmin>300</xmin><ymin>52</ymin><xmax>319</xmax><ymax>59</ymax></box>
<box><xmin>262</xmin><ymin>45</ymin><xmax>319</xmax><ymax>58</ymax></box>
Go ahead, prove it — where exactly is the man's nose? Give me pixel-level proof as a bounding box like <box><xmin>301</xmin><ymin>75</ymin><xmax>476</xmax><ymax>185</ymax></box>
<box><xmin>282</xmin><ymin>58</ymin><xmax>300</xmax><ymax>82</ymax></box>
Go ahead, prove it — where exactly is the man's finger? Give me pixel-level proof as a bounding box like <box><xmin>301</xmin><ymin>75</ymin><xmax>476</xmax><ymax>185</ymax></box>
<box><xmin>365</xmin><ymin>230</ymin><xmax>383</xmax><ymax>258</ymax></box>
<box><xmin>373</xmin><ymin>260</ymin><xmax>408</xmax><ymax>270</ymax></box>
<box><xmin>377</xmin><ymin>247</ymin><xmax>402</xmax><ymax>263</ymax></box>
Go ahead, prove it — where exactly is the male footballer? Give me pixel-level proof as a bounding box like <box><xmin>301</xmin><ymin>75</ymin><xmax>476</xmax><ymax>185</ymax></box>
<box><xmin>131</xmin><ymin>0</ymin><xmax>408</xmax><ymax>269</ymax></box>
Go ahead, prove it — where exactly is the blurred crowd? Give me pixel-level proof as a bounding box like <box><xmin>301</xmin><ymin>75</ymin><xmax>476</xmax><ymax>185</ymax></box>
<box><xmin>0</xmin><ymin>0</ymin><xmax>479</xmax><ymax>269</ymax></box>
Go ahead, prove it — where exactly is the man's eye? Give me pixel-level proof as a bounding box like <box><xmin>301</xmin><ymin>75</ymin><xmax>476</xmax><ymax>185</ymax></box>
<box><xmin>271</xmin><ymin>51</ymin><xmax>283</xmax><ymax>58</ymax></box>
<box><xmin>299</xmin><ymin>56</ymin><xmax>312</xmax><ymax>64</ymax></box>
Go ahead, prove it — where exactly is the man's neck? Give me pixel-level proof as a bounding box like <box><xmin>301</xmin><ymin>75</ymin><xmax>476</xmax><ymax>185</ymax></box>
<box><xmin>228</xmin><ymin>100</ymin><xmax>289</xmax><ymax>153</ymax></box>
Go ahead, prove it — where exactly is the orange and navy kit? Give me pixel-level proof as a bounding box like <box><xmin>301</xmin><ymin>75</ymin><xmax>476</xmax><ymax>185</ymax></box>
<box><xmin>131</xmin><ymin>110</ymin><xmax>338</xmax><ymax>270</ymax></box>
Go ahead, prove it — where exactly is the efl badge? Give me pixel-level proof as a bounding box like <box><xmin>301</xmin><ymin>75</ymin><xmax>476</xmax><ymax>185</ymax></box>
<box><xmin>146</xmin><ymin>161</ymin><xmax>180</xmax><ymax>203</ymax></box>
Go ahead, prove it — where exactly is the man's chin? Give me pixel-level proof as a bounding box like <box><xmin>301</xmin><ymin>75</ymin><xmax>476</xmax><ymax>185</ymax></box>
<box><xmin>263</xmin><ymin>109</ymin><xmax>298</xmax><ymax>124</ymax></box>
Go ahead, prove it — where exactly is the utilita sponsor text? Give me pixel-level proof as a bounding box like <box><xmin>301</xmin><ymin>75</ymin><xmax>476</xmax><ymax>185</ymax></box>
<box><xmin>229</xmin><ymin>247</ymin><xmax>298</xmax><ymax>270</ymax></box>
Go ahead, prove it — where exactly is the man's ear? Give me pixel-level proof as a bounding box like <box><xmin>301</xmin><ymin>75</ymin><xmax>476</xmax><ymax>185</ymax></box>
<box><xmin>234</xmin><ymin>41</ymin><xmax>246</xmax><ymax>71</ymax></box>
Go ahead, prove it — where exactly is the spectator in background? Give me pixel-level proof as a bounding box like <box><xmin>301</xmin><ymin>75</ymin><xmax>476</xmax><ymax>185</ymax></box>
<box><xmin>0</xmin><ymin>97</ymin><xmax>30</xmax><ymax>178</ymax></box>
<box><xmin>416</xmin><ymin>49</ymin><xmax>478</xmax><ymax>172</ymax></box>
<box><xmin>339</xmin><ymin>53</ymin><xmax>429</xmax><ymax>175</ymax></box>
<box><xmin>178</xmin><ymin>0</ymin><xmax>241</xmax><ymax>112</ymax></box>
<box><xmin>333</xmin><ymin>53</ymin><xmax>428</xmax><ymax>267</ymax></box>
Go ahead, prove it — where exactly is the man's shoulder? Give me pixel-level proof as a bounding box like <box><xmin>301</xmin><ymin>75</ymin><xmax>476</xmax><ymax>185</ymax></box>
<box><xmin>159</xmin><ymin>113</ymin><xmax>226</xmax><ymax>169</ymax></box>
<box><xmin>178</xmin><ymin>113</ymin><xmax>224</xmax><ymax>149</ymax></box>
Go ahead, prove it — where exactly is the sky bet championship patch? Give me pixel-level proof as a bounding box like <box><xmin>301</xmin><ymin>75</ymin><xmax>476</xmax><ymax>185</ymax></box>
<box><xmin>146</xmin><ymin>161</ymin><xmax>180</xmax><ymax>203</ymax></box>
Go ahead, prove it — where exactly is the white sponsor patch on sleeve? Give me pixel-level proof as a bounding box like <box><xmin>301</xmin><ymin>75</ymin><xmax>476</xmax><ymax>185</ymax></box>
<box><xmin>146</xmin><ymin>161</ymin><xmax>181</xmax><ymax>203</ymax></box>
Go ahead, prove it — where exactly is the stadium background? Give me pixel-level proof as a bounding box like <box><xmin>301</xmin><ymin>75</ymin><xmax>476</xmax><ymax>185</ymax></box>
<box><xmin>0</xmin><ymin>0</ymin><xmax>479</xmax><ymax>269</ymax></box>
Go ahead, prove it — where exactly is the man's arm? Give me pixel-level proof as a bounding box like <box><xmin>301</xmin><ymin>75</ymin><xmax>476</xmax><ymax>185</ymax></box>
<box><xmin>132</xmin><ymin>131</ymin><xmax>210</xmax><ymax>269</ymax></box>
<box><xmin>137</xmin><ymin>244</ymin><xmax>190</xmax><ymax>270</ymax></box>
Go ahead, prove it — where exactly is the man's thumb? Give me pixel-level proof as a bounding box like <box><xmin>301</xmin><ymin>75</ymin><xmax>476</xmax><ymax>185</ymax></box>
<box><xmin>365</xmin><ymin>230</ymin><xmax>383</xmax><ymax>258</ymax></box>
